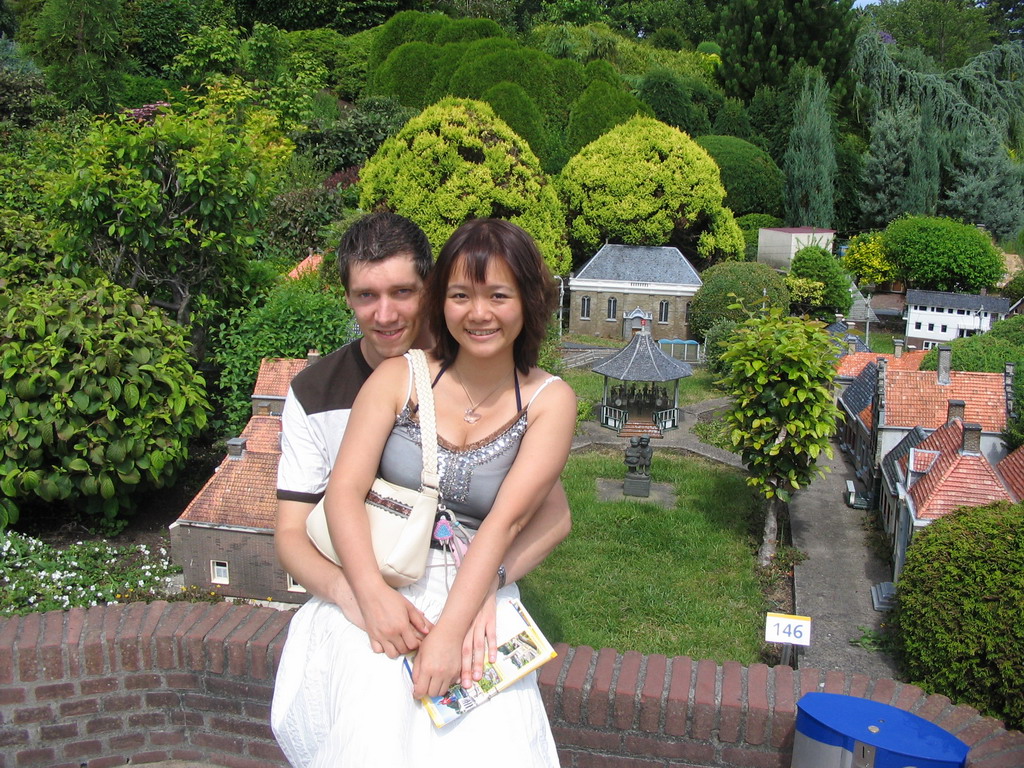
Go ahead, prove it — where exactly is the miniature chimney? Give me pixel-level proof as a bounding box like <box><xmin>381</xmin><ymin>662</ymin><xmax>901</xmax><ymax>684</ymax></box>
<box><xmin>946</xmin><ymin>399</ymin><xmax>965</xmax><ymax>423</ymax></box>
<box><xmin>961</xmin><ymin>423</ymin><xmax>982</xmax><ymax>455</ymax></box>
<box><xmin>846</xmin><ymin>335</ymin><xmax>858</xmax><ymax>354</ymax></box>
<box><xmin>893</xmin><ymin>338</ymin><xmax>904</xmax><ymax>359</ymax></box>
<box><xmin>306</xmin><ymin>349</ymin><xmax>321</xmax><ymax>367</ymax></box>
<box><xmin>226</xmin><ymin>437</ymin><xmax>247</xmax><ymax>459</ymax></box>
<box><xmin>937</xmin><ymin>345</ymin><xmax>952</xmax><ymax>385</ymax></box>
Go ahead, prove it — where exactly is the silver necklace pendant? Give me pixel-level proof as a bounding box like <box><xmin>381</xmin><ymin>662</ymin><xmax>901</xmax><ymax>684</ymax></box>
<box><xmin>464</xmin><ymin>408</ymin><xmax>482</xmax><ymax>424</ymax></box>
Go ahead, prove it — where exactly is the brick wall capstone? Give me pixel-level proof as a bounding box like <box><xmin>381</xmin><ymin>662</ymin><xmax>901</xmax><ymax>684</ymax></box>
<box><xmin>1</xmin><ymin>603</ymin><xmax>1021</xmax><ymax>768</ymax></box>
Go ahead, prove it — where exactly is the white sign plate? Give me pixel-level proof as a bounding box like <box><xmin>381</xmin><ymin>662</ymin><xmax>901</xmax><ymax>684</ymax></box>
<box><xmin>765</xmin><ymin>612</ymin><xmax>812</xmax><ymax>646</ymax></box>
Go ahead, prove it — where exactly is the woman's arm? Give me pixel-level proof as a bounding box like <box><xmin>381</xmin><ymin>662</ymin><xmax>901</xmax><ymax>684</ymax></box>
<box><xmin>324</xmin><ymin>357</ymin><xmax>432</xmax><ymax>657</ymax></box>
<box><xmin>461</xmin><ymin>481</ymin><xmax>571</xmax><ymax>681</ymax></box>
<box><xmin>411</xmin><ymin>377</ymin><xmax>577</xmax><ymax>698</ymax></box>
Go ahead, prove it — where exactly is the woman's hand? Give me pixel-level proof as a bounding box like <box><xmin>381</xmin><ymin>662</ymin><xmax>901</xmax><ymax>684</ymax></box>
<box><xmin>359</xmin><ymin>584</ymin><xmax>433</xmax><ymax>658</ymax></box>
<box><xmin>462</xmin><ymin>592</ymin><xmax>498</xmax><ymax>687</ymax></box>
<box><xmin>411</xmin><ymin>624</ymin><xmax>464</xmax><ymax>698</ymax></box>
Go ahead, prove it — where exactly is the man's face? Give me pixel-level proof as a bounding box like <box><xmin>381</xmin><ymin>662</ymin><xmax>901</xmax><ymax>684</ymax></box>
<box><xmin>346</xmin><ymin>253</ymin><xmax>426</xmax><ymax>369</ymax></box>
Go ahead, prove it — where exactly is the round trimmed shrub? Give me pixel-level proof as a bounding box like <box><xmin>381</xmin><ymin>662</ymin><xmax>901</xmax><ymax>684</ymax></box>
<box><xmin>689</xmin><ymin>260</ymin><xmax>790</xmax><ymax>340</ymax></box>
<box><xmin>636</xmin><ymin>68</ymin><xmax>710</xmax><ymax>137</ymax></box>
<box><xmin>894</xmin><ymin>501</ymin><xmax>1024</xmax><ymax>729</ymax></box>
<box><xmin>359</xmin><ymin>97</ymin><xmax>570</xmax><ymax>274</ymax></box>
<box><xmin>712</xmin><ymin>97</ymin><xmax>755</xmax><ymax>140</ymax></box>
<box><xmin>789</xmin><ymin>244</ymin><xmax>852</xmax><ymax>315</ymax></box>
<box><xmin>695</xmin><ymin>135</ymin><xmax>784</xmax><ymax>218</ymax></box>
<box><xmin>371</xmin><ymin>41</ymin><xmax>443</xmax><ymax>109</ymax></box>
<box><xmin>565</xmin><ymin>80</ymin><xmax>652</xmax><ymax>158</ymax></box>
<box><xmin>884</xmin><ymin>215</ymin><xmax>1004</xmax><ymax>292</ymax></box>
<box><xmin>0</xmin><ymin>275</ymin><xmax>210</xmax><ymax>532</ymax></box>
<box><xmin>481</xmin><ymin>81</ymin><xmax>552</xmax><ymax>170</ymax></box>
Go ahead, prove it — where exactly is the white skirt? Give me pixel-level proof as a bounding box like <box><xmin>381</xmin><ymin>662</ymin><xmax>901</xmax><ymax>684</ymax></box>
<box><xmin>271</xmin><ymin>550</ymin><xmax>560</xmax><ymax>768</ymax></box>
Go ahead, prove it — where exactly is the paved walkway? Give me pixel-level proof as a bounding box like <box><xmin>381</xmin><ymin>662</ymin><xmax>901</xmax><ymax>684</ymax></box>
<box><xmin>574</xmin><ymin>399</ymin><xmax>898</xmax><ymax>678</ymax></box>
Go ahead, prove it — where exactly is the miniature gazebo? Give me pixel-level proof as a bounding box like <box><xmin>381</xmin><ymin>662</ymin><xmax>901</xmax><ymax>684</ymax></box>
<box><xmin>592</xmin><ymin>322</ymin><xmax>693</xmax><ymax>434</ymax></box>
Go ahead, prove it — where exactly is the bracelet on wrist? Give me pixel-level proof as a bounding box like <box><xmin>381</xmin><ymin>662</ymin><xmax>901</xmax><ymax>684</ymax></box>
<box><xmin>496</xmin><ymin>564</ymin><xmax>507</xmax><ymax>590</ymax></box>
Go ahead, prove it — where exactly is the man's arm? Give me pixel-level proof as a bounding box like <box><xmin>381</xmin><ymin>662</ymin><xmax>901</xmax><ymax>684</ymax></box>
<box><xmin>500</xmin><ymin>479</ymin><xmax>571</xmax><ymax>584</ymax></box>
<box><xmin>275</xmin><ymin>499</ymin><xmax>364</xmax><ymax>626</ymax></box>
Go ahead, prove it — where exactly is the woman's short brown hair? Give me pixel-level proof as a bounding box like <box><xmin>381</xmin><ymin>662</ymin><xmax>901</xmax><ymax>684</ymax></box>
<box><xmin>427</xmin><ymin>219</ymin><xmax>557</xmax><ymax>374</ymax></box>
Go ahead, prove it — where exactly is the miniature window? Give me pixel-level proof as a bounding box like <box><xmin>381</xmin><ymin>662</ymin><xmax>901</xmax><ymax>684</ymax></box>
<box><xmin>607</xmin><ymin>297</ymin><xmax>617</xmax><ymax>321</ymax></box>
<box><xmin>941</xmin><ymin>325</ymin><xmax>947</xmax><ymax>333</ymax></box>
<box><xmin>580</xmin><ymin>296</ymin><xmax>591</xmax><ymax>320</ymax></box>
<box><xmin>658</xmin><ymin>300</ymin><xmax>669</xmax><ymax>323</ymax></box>
<box><xmin>914</xmin><ymin>322</ymin><xmax>922</xmax><ymax>330</ymax></box>
<box><xmin>286</xmin><ymin>574</ymin><xmax>307</xmax><ymax>593</ymax></box>
<box><xmin>211</xmin><ymin>560</ymin><xmax>230</xmax><ymax>585</ymax></box>
<box><xmin>928</xmin><ymin>323</ymin><xmax>934</xmax><ymax>331</ymax></box>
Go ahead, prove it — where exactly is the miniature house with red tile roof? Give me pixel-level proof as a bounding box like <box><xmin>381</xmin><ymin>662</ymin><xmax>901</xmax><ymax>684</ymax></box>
<box><xmin>883</xmin><ymin>417</ymin><xmax>1021</xmax><ymax>579</ymax></box>
<box><xmin>170</xmin><ymin>355</ymin><xmax>318</xmax><ymax>605</ymax></box>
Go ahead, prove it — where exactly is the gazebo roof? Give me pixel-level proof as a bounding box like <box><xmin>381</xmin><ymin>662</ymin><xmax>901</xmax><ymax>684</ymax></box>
<box><xmin>592</xmin><ymin>329</ymin><xmax>694</xmax><ymax>382</ymax></box>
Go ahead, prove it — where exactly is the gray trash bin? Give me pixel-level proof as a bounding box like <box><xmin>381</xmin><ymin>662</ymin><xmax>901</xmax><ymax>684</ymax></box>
<box><xmin>792</xmin><ymin>692</ymin><xmax>969</xmax><ymax>768</ymax></box>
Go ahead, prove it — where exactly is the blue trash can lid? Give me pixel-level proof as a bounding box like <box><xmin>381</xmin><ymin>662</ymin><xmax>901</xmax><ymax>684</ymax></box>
<box><xmin>796</xmin><ymin>693</ymin><xmax>969</xmax><ymax>768</ymax></box>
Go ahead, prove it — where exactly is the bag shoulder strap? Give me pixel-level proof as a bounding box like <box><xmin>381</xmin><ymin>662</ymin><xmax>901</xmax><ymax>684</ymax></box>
<box><xmin>405</xmin><ymin>350</ymin><xmax>439</xmax><ymax>491</ymax></box>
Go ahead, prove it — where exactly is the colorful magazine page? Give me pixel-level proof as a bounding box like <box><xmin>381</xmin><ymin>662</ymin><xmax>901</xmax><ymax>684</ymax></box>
<box><xmin>403</xmin><ymin>598</ymin><xmax>556</xmax><ymax>728</ymax></box>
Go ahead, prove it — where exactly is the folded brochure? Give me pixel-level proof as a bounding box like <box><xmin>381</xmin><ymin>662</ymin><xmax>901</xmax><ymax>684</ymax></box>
<box><xmin>403</xmin><ymin>598</ymin><xmax>556</xmax><ymax>727</ymax></box>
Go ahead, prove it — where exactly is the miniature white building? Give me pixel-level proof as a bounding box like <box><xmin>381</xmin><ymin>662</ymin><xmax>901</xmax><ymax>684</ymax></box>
<box><xmin>756</xmin><ymin>227</ymin><xmax>835</xmax><ymax>271</ymax></box>
<box><xmin>903</xmin><ymin>289</ymin><xmax>1010</xmax><ymax>350</ymax></box>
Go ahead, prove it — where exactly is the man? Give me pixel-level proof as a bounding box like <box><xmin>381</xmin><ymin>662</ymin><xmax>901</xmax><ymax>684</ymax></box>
<box><xmin>275</xmin><ymin>212</ymin><xmax>571</xmax><ymax>634</ymax></box>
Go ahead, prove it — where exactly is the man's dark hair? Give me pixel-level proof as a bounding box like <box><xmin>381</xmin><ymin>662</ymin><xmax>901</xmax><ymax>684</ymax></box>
<box><xmin>336</xmin><ymin>212</ymin><xmax>432</xmax><ymax>290</ymax></box>
<box><xmin>426</xmin><ymin>218</ymin><xmax>556</xmax><ymax>374</ymax></box>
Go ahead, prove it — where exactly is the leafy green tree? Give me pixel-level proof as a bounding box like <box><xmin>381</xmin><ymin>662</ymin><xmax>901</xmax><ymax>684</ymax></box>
<box><xmin>883</xmin><ymin>214</ymin><xmax>1004</xmax><ymax>291</ymax></box>
<box><xmin>122</xmin><ymin>0</ymin><xmax>205</xmax><ymax>76</ymax></box>
<box><xmin>784</xmin><ymin>71</ymin><xmax>836</xmax><ymax>228</ymax></box>
<box><xmin>718</xmin><ymin>0</ymin><xmax>860</xmax><ymax>101</ymax></box>
<box><xmin>360</xmin><ymin>97</ymin><xmax>571</xmax><ymax>274</ymax></box>
<box><xmin>0</xmin><ymin>273</ymin><xmax>210</xmax><ymax>532</ymax></box>
<box><xmin>978</xmin><ymin>0</ymin><xmax>1024</xmax><ymax>41</ymax></box>
<box><xmin>50</xmin><ymin>99</ymin><xmax>292</xmax><ymax>326</ymax></box>
<box><xmin>689</xmin><ymin>260</ymin><xmax>790</xmax><ymax>339</ymax></box>
<box><xmin>34</xmin><ymin>0</ymin><xmax>124</xmax><ymax>111</ymax></box>
<box><xmin>558</xmin><ymin>115</ymin><xmax>744</xmax><ymax>269</ymax></box>
<box><xmin>695</xmin><ymin>135</ymin><xmax>784</xmax><ymax>218</ymax></box>
<box><xmin>843</xmin><ymin>231</ymin><xmax>896</xmax><ymax>285</ymax></box>
<box><xmin>0</xmin><ymin>37</ymin><xmax>47</xmax><ymax>127</ymax></box>
<box><xmin>1</xmin><ymin>0</ymin><xmax>16</xmax><ymax>36</ymax></box>
<box><xmin>609</xmin><ymin>0</ymin><xmax>715</xmax><ymax>45</ymax></box>
<box><xmin>789</xmin><ymin>244</ymin><xmax>852</xmax><ymax>316</ymax></box>
<box><xmin>869</xmin><ymin>0</ymin><xmax>995</xmax><ymax>70</ymax></box>
<box><xmin>834</xmin><ymin>132</ymin><xmax>867</xmax><ymax>233</ymax></box>
<box><xmin>894</xmin><ymin>501</ymin><xmax>1024</xmax><ymax>730</ymax></box>
<box><xmin>718</xmin><ymin>308</ymin><xmax>840</xmax><ymax>565</ymax></box>
<box><xmin>214</xmin><ymin>277</ymin><xmax>354</xmax><ymax>433</ymax></box>
<box><xmin>1001</xmin><ymin>270</ymin><xmax>1024</xmax><ymax>302</ymax></box>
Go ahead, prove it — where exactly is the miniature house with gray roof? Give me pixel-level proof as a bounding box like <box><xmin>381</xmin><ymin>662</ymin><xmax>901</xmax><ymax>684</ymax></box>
<box><xmin>568</xmin><ymin>244</ymin><xmax>702</xmax><ymax>341</ymax></box>
<box><xmin>904</xmin><ymin>289</ymin><xmax>1010</xmax><ymax>350</ymax></box>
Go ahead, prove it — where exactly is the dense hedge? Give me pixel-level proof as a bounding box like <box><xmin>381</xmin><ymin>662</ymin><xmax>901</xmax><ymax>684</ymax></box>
<box><xmin>695</xmin><ymin>135</ymin><xmax>784</xmax><ymax>218</ymax></box>
<box><xmin>789</xmin><ymin>244</ymin><xmax>853</xmax><ymax>316</ymax></box>
<box><xmin>895</xmin><ymin>501</ymin><xmax>1024</xmax><ymax>730</ymax></box>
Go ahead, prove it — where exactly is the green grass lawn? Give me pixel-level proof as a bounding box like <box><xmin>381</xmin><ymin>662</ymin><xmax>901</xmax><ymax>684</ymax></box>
<box><xmin>519</xmin><ymin>450</ymin><xmax>766</xmax><ymax>664</ymax></box>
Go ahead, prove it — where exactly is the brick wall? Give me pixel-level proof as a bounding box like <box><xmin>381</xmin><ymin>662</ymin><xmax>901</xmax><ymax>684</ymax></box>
<box><xmin>1</xmin><ymin>603</ymin><xmax>1021</xmax><ymax>768</ymax></box>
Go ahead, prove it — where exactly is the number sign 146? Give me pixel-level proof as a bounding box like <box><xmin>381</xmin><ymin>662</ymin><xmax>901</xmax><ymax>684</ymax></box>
<box><xmin>765</xmin><ymin>612</ymin><xmax>812</xmax><ymax>647</ymax></box>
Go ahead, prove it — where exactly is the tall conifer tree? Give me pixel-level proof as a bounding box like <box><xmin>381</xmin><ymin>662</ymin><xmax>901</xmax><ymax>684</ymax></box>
<box><xmin>783</xmin><ymin>72</ymin><xmax>836</xmax><ymax>228</ymax></box>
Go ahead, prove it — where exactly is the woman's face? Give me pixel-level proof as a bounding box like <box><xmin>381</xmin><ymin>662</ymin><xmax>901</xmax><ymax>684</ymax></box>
<box><xmin>444</xmin><ymin>254</ymin><xmax>524</xmax><ymax>362</ymax></box>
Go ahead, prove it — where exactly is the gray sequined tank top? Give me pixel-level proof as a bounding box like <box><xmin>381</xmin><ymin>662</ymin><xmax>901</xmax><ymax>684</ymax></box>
<box><xmin>376</xmin><ymin>371</ymin><xmax>559</xmax><ymax>530</ymax></box>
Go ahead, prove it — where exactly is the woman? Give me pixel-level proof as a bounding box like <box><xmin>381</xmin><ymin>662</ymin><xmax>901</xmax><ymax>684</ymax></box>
<box><xmin>272</xmin><ymin>219</ymin><xmax>576</xmax><ymax>766</ymax></box>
